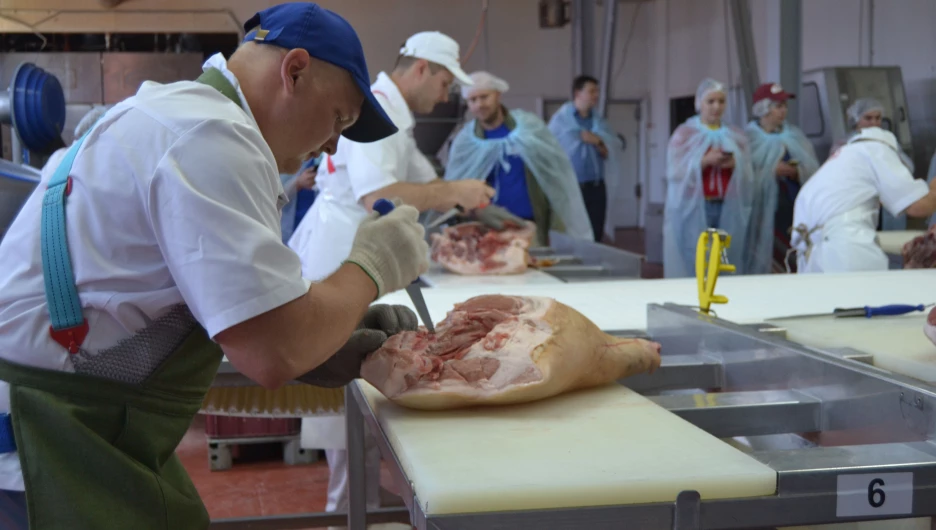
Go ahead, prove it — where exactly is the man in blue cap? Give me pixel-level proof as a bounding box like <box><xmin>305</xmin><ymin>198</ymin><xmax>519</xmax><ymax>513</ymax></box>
<box><xmin>0</xmin><ymin>3</ymin><xmax>426</xmax><ymax>528</ymax></box>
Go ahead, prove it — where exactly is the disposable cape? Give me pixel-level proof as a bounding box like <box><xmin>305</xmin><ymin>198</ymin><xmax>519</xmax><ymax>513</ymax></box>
<box><xmin>744</xmin><ymin>121</ymin><xmax>820</xmax><ymax>274</ymax></box>
<box><xmin>446</xmin><ymin>108</ymin><xmax>593</xmax><ymax>240</ymax></box>
<box><xmin>663</xmin><ymin>116</ymin><xmax>755</xmax><ymax>278</ymax></box>
<box><xmin>547</xmin><ymin>102</ymin><xmax>624</xmax><ymax>240</ymax></box>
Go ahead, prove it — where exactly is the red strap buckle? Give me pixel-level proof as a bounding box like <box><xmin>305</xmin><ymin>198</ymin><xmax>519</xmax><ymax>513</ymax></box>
<box><xmin>64</xmin><ymin>176</ymin><xmax>73</xmax><ymax>196</ymax></box>
<box><xmin>49</xmin><ymin>320</ymin><xmax>89</xmax><ymax>355</ymax></box>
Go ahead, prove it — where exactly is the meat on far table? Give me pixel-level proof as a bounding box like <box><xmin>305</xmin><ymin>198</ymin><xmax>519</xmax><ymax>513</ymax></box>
<box><xmin>361</xmin><ymin>294</ymin><xmax>661</xmax><ymax>410</ymax></box>
<box><xmin>429</xmin><ymin>222</ymin><xmax>536</xmax><ymax>275</ymax></box>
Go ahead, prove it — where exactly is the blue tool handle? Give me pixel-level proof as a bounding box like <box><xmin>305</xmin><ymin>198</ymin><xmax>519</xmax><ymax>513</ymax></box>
<box><xmin>373</xmin><ymin>198</ymin><xmax>395</xmax><ymax>216</ymax></box>
<box><xmin>865</xmin><ymin>304</ymin><xmax>925</xmax><ymax>317</ymax></box>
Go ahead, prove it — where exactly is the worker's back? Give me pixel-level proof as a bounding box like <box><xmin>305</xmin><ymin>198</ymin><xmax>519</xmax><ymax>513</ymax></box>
<box><xmin>793</xmin><ymin>140</ymin><xmax>901</xmax><ymax>230</ymax></box>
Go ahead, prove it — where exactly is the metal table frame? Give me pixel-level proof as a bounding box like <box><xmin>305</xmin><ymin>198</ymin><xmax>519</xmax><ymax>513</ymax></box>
<box><xmin>345</xmin><ymin>303</ymin><xmax>936</xmax><ymax>529</ymax></box>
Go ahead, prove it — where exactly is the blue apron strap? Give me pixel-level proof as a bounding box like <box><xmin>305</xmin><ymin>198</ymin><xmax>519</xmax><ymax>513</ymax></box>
<box><xmin>0</xmin><ymin>414</ymin><xmax>14</xmax><ymax>454</ymax></box>
<box><xmin>40</xmin><ymin>133</ymin><xmax>91</xmax><ymax>354</ymax></box>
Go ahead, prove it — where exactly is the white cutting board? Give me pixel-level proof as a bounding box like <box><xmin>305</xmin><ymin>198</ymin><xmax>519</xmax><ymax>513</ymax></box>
<box><xmin>420</xmin><ymin>262</ymin><xmax>561</xmax><ymax>288</ymax></box>
<box><xmin>877</xmin><ymin>230</ymin><xmax>924</xmax><ymax>255</ymax></box>
<box><xmin>382</xmin><ymin>269</ymin><xmax>936</xmax><ymax>332</ymax></box>
<box><xmin>768</xmin><ymin>314</ymin><xmax>936</xmax><ymax>384</ymax></box>
<box><xmin>359</xmin><ymin>382</ymin><xmax>776</xmax><ymax>515</ymax></box>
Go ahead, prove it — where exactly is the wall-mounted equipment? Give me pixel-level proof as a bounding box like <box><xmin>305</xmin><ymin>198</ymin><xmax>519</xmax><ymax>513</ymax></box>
<box><xmin>2</xmin><ymin>62</ymin><xmax>66</xmax><ymax>165</ymax></box>
<box><xmin>799</xmin><ymin>66</ymin><xmax>911</xmax><ymax>164</ymax></box>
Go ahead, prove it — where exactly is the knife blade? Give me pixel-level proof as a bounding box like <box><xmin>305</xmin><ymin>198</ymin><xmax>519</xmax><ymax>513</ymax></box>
<box><xmin>373</xmin><ymin>198</ymin><xmax>436</xmax><ymax>333</ymax></box>
<box><xmin>427</xmin><ymin>205</ymin><xmax>466</xmax><ymax>229</ymax></box>
<box><xmin>404</xmin><ymin>283</ymin><xmax>435</xmax><ymax>334</ymax></box>
<box><xmin>770</xmin><ymin>304</ymin><xmax>932</xmax><ymax>321</ymax></box>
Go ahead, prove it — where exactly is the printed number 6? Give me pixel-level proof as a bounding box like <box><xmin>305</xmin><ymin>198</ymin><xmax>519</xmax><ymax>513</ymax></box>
<box><xmin>868</xmin><ymin>478</ymin><xmax>886</xmax><ymax>508</ymax></box>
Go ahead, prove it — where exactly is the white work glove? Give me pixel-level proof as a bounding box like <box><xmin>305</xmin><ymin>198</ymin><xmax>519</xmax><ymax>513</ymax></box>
<box><xmin>344</xmin><ymin>201</ymin><xmax>429</xmax><ymax>298</ymax></box>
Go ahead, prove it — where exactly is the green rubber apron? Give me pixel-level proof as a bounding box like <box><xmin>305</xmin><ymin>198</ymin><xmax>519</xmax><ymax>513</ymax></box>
<box><xmin>0</xmin><ymin>68</ymin><xmax>243</xmax><ymax>529</ymax></box>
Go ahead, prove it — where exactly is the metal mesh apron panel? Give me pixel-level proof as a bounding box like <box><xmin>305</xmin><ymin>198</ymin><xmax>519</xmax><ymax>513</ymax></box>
<box><xmin>71</xmin><ymin>304</ymin><xmax>199</xmax><ymax>385</ymax></box>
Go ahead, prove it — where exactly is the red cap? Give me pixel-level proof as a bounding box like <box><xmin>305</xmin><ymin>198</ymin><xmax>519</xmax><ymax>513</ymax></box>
<box><xmin>752</xmin><ymin>83</ymin><xmax>796</xmax><ymax>104</ymax></box>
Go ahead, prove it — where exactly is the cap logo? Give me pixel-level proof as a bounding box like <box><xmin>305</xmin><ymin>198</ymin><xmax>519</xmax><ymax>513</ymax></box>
<box><xmin>771</xmin><ymin>84</ymin><xmax>783</xmax><ymax>94</ymax></box>
<box><xmin>254</xmin><ymin>28</ymin><xmax>270</xmax><ymax>41</ymax></box>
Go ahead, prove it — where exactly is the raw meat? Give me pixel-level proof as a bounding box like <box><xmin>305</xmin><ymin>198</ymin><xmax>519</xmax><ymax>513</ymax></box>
<box><xmin>902</xmin><ymin>227</ymin><xmax>936</xmax><ymax>269</ymax></box>
<box><xmin>925</xmin><ymin>307</ymin><xmax>936</xmax><ymax>347</ymax></box>
<box><xmin>360</xmin><ymin>294</ymin><xmax>661</xmax><ymax>410</ymax></box>
<box><xmin>430</xmin><ymin>221</ymin><xmax>536</xmax><ymax>275</ymax></box>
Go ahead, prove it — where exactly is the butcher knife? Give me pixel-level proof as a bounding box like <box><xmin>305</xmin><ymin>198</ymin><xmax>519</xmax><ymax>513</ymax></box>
<box><xmin>427</xmin><ymin>204</ymin><xmax>466</xmax><ymax>229</ymax></box>
<box><xmin>372</xmin><ymin>198</ymin><xmax>436</xmax><ymax>333</ymax></box>
<box><xmin>427</xmin><ymin>202</ymin><xmax>490</xmax><ymax>229</ymax></box>
<box><xmin>770</xmin><ymin>304</ymin><xmax>933</xmax><ymax>321</ymax></box>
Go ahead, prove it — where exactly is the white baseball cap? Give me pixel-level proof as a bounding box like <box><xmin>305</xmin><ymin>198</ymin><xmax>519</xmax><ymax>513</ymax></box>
<box><xmin>850</xmin><ymin>126</ymin><xmax>899</xmax><ymax>153</ymax></box>
<box><xmin>399</xmin><ymin>31</ymin><xmax>473</xmax><ymax>86</ymax></box>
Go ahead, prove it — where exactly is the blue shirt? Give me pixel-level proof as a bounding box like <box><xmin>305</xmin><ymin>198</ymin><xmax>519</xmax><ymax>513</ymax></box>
<box><xmin>484</xmin><ymin>123</ymin><xmax>534</xmax><ymax>220</ymax></box>
<box><xmin>568</xmin><ymin>110</ymin><xmax>605</xmax><ymax>184</ymax></box>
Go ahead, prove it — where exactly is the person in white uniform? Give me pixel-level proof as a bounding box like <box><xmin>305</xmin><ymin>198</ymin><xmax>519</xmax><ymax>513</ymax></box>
<box><xmin>288</xmin><ymin>31</ymin><xmax>504</xmax><ymax>281</ymax></box>
<box><xmin>287</xmin><ymin>31</ymin><xmax>501</xmax><ymax>523</ymax></box>
<box><xmin>0</xmin><ymin>4</ymin><xmax>429</xmax><ymax>529</ymax></box>
<box><xmin>792</xmin><ymin>127</ymin><xmax>936</xmax><ymax>273</ymax></box>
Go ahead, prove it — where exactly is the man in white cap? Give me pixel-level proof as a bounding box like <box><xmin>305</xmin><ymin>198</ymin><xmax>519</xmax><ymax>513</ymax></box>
<box><xmin>289</xmin><ymin>31</ymin><xmax>498</xmax><ymax>281</ymax></box>
<box><xmin>286</xmin><ymin>31</ymin><xmax>497</xmax><ymax>523</ymax></box>
<box><xmin>445</xmin><ymin>71</ymin><xmax>593</xmax><ymax>246</ymax></box>
<box><xmin>792</xmin><ymin>127</ymin><xmax>936</xmax><ymax>273</ymax></box>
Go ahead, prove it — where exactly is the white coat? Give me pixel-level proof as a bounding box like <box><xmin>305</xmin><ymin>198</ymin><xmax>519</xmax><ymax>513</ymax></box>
<box><xmin>792</xmin><ymin>128</ymin><xmax>927</xmax><ymax>273</ymax></box>
<box><xmin>287</xmin><ymin>72</ymin><xmax>438</xmax><ymax>280</ymax></box>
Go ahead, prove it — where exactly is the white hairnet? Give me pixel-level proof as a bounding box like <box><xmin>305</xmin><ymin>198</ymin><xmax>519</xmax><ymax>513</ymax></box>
<box><xmin>74</xmin><ymin>106</ymin><xmax>110</xmax><ymax>140</ymax></box>
<box><xmin>751</xmin><ymin>98</ymin><xmax>774</xmax><ymax>118</ymax></box>
<box><xmin>461</xmin><ymin>71</ymin><xmax>509</xmax><ymax>99</ymax></box>
<box><xmin>694</xmin><ymin>78</ymin><xmax>726</xmax><ymax>112</ymax></box>
<box><xmin>846</xmin><ymin>98</ymin><xmax>884</xmax><ymax>129</ymax></box>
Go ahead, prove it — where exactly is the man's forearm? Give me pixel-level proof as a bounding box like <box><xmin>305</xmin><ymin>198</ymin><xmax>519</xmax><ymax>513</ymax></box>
<box><xmin>215</xmin><ymin>263</ymin><xmax>376</xmax><ymax>389</ymax></box>
<box><xmin>906</xmin><ymin>191</ymin><xmax>936</xmax><ymax>218</ymax></box>
<box><xmin>361</xmin><ymin>181</ymin><xmax>452</xmax><ymax>212</ymax></box>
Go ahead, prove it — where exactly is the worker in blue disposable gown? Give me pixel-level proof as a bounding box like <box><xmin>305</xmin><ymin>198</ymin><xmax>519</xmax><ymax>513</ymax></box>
<box><xmin>280</xmin><ymin>155</ymin><xmax>319</xmax><ymax>243</ymax></box>
<box><xmin>744</xmin><ymin>83</ymin><xmax>819</xmax><ymax>273</ymax></box>
<box><xmin>547</xmin><ymin>75</ymin><xmax>624</xmax><ymax>242</ymax></box>
<box><xmin>663</xmin><ymin>78</ymin><xmax>757</xmax><ymax>278</ymax></box>
<box><xmin>832</xmin><ymin>97</ymin><xmax>914</xmax><ymax>231</ymax></box>
<box><xmin>445</xmin><ymin>71</ymin><xmax>593</xmax><ymax>246</ymax></box>
<box><xmin>792</xmin><ymin>127</ymin><xmax>936</xmax><ymax>273</ymax></box>
<box><xmin>0</xmin><ymin>4</ymin><xmax>428</xmax><ymax>528</ymax></box>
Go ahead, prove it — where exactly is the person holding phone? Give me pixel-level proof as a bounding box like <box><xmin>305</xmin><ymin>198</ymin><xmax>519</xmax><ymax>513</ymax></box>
<box><xmin>663</xmin><ymin>78</ymin><xmax>758</xmax><ymax>278</ymax></box>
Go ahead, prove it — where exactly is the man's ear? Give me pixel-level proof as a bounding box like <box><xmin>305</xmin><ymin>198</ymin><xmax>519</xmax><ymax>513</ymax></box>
<box><xmin>281</xmin><ymin>49</ymin><xmax>311</xmax><ymax>95</ymax></box>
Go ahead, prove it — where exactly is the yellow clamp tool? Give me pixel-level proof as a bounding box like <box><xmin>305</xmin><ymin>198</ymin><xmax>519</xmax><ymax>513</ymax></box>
<box><xmin>695</xmin><ymin>228</ymin><xmax>735</xmax><ymax>314</ymax></box>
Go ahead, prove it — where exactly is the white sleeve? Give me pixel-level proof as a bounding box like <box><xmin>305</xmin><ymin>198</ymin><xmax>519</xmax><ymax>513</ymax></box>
<box><xmin>346</xmin><ymin>134</ymin><xmax>406</xmax><ymax>202</ymax></box>
<box><xmin>868</xmin><ymin>144</ymin><xmax>928</xmax><ymax>216</ymax></box>
<box><xmin>409</xmin><ymin>144</ymin><xmax>440</xmax><ymax>184</ymax></box>
<box><xmin>149</xmin><ymin>118</ymin><xmax>311</xmax><ymax>338</ymax></box>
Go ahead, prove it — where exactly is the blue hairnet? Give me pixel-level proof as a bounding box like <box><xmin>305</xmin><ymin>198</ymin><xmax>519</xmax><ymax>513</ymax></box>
<box><xmin>446</xmin><ymin>107</ymin><xmax>593</xmax><ymax>240</ymax></box>
<box><xmin>663</xmin><ymin>116</ymin><xmax>755</xmax><ymax>278</ymax></box>
<box><xmin>547</xmin><ymin>102</ymin><xmax>625</xmax><ymax>240</ymax></box>
<box><xmin>744</xmin><ymin>121</ymin><xmax>820</xmax><ymax>273</ymax></box>
<box><xmin>846</xmin><ymin>98</ymin><xmax>884</xmax><ymax>129</ymax></box>
<box><xmin>695</xmin><ymin>78</ymin><xmax>727</xmax><ymax>112</ymax></box>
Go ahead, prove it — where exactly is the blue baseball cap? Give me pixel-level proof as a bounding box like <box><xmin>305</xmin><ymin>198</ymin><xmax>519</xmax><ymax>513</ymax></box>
<box><xmin>243</xmin><ymin>3</ymin><xmax>397</xmax><ymax>143</ymax></box>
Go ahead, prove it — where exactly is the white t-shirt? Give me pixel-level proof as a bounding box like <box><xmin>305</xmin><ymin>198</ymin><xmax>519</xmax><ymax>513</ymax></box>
<box><xmin>310</xmin><ymin>71</ymin><xmax>438</xmax><ymax>209</ymax></box>
<box><xmin>793</xmin><ymin>138</ymin><xmax>927</xmax><ymax>230</ymax></box>
<box><xmin>0</xmin><ymin>53</ymin><xmax>310</xmax><ymax>490</ymax></box>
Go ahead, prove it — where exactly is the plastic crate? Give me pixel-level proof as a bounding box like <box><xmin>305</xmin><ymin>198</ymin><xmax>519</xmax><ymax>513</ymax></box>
<box><xmin>203</xmin><ymin>415</ymin><xmax>300</xmax><ymax>439</ymax></box>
